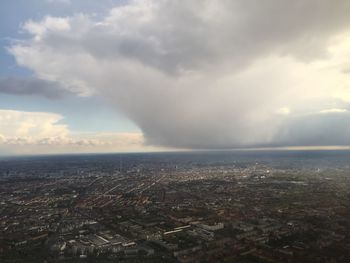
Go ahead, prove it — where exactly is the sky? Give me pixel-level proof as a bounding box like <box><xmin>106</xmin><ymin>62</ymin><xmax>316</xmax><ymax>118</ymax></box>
<box><xmin>1</xmin><ymin>0</ymin><xmax>350</xmax><ymax>155</ymax></box>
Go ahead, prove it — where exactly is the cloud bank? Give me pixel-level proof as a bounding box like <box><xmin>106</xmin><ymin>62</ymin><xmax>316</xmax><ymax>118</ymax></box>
<box><xmin>8</xmin><ymin>0</ymin><xmax>350</xmax><ymax>149</ymax></box>
<box><xmin>0</xmin><ymin>110</ymin><xmax>151</xmax><ymax>155</ymax></box>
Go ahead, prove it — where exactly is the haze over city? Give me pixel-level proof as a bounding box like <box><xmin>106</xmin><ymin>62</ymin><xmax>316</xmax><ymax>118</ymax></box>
<box><xmin>1</xmin><ymin>0</ymin><xmax>350</xmax><ymax>155</ymax></box>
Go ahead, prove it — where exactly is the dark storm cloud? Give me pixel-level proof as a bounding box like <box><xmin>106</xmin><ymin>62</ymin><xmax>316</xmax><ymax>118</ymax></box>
<box><xmin>269</xmin><ymin>111</ymin><xmax>350</xmax><ymax>147</ymax></box>
<box><xmin>9</xmin><ymin>0</ymin><xmax>350</xmax><ymax>149</ymax></box>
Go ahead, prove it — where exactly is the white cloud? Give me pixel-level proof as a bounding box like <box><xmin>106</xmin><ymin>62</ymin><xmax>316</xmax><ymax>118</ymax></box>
<box><xmin>0</xmin><ymin>109</ymin><xmax>68</xmax><ymax>139</ymax></box>
<box><xmin>277</xmin><ymin>107</ymin><xmax>291</xmax><ymax>115</ymax></box>
<box><xmin>0</xmin><ymin>109</ymin><xmax>159</xmax><ymax>155</ymax></box>
<box><xmin>8</xmin><ymin>0</ymin><xmax>350</xmax><ymax>149</ymax></box>
<box><xmin>24</xmin><ymin>17</ymin><xmax>71</xmax><ymax>40</ymax></box>
<box><xmin>319</xmin><ymin>108</ymin><xmax>347</xmax><ymax>114</ymax></box>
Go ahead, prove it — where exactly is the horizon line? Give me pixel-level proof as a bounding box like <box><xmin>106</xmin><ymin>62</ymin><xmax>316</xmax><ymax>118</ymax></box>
<box><xmin>2</xmin><ymin>145</ymin><xmax>350</xmax><ymax>159</ymax></box>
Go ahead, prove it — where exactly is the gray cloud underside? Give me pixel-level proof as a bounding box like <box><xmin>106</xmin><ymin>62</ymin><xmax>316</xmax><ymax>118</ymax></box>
<box><xmin>38</xmin><ymin>0</ymin><xmax>350</xmax><ymax>74</ymax></box>
<box><xmin>9</xmin><ymin>0</ymin><xmax>350</xmax><ymax>149</ymax></box>
<box><xmin>253</xmin><ymin>112</ymin><xmax>350</xmax><ymax>148</ymax></box>
<box><xmin>0</xmin><ymin>77</ymin><xmax>73</xmax><ymax>99</ymax></box>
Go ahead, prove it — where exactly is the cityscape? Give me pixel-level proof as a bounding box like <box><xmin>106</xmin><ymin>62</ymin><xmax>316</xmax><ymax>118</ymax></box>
<box><xmin>1</xmin><ymin>151</ymin><xmax>349</xmax><ymax>262</ymax></box>
<box><xmin>1</xmin><ymin>1</ymin><xmax>350</xmax><ymax>262</ymax></box>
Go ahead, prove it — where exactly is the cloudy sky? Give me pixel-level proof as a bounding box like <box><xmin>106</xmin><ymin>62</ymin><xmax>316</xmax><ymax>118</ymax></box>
<box><xmin>1</xmin><ymin>0</ymin><xmax>350</xmax><ymax>155</ymax></box>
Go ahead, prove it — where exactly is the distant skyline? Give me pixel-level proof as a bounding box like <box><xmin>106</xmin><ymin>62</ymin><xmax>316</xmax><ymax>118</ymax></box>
<box><xmin>1</xmin><ymin>0</ymin><xmax>350</xmax><ymax>155</ymax></box>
